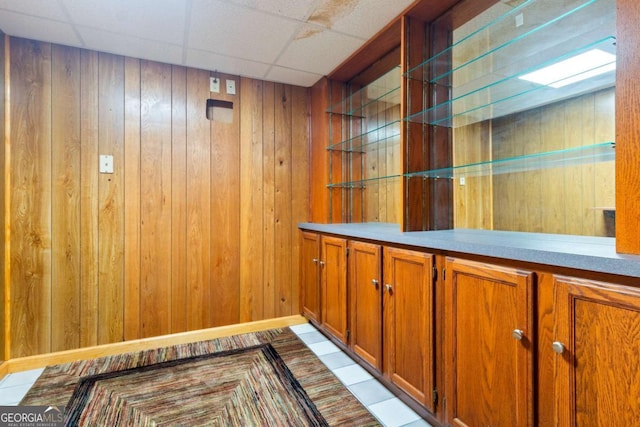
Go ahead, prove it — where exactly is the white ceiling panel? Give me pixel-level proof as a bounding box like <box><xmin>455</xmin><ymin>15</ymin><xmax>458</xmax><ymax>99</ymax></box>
<box><xmin>78</xmin><ymin>26</ymin><xmax>183</xmax><ymax>65</ymax></box>
<box><xmin>0</xmin><ymin>0</ymin><xmax>68</xmax><ymax>20</ymax></box>
<box><xmin>0</xmin><ymin>0</ymin><xmax>412</xmax><ymax>87</ymax></box>
<box><xmin>277</xmin><ymin>25</ymin><xmax>365</xmax><ymax>75</ymax></box>
<box><xmin>186</xmin><ymin>48</ymin><xmax>271</xmax><ymax>80</ymax></box>
<box><xmin>189</xmin><ymin>0</ymin><xmax>300</xmax><ymax>63</ymax></box>
<box><xmin>0</xmin><ymin>12</ymin><xmax>81</xmax><ymax>47</ymax></box>
<box><xmin>228</xmin><ymin>0</ymin><xmax>320</xmax><ymax>21</ymax></box>
<box><xmin>319</xmin><ymin>0</ymin><xmax>414</xmax><ymax>39</ymax></box>
<box><xmin>266</xmin><ymin>65</ymin><xmax>324</xmax><ymax>88</ymax></box>
<box><xmin>61</xmin><ymin>0</ymin><xmax>187</xmax><ymax>44</ymax></box>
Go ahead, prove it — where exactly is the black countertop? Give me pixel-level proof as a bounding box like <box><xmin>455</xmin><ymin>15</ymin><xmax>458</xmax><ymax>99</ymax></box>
<box><xmin>299</xmin><ymin>222</ymin><xmax>640</xmax><ymax>279</ymax></box>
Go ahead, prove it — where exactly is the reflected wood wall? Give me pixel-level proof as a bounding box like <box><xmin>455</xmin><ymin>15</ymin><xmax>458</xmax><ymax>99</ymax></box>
<box><xmin>454</xmin><ymin>88</ymin><xmax>615</xmax><ymax>236</ymax></box>
<box><xmin>4</xmin><ymin>37</ymin><xmax>310</xmax><ymax>358</ymax></box>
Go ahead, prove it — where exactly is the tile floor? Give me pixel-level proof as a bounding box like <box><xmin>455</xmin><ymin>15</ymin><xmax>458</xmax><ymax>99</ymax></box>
<box><xmin>0</xmin><ymin>323</ymin><xmax>432</xmax><ymax>427</ymax></box>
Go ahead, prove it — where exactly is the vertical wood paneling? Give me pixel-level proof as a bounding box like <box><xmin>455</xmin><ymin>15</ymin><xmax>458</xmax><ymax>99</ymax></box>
<box><xmin>79</xmin><ymin>49</ymin><xmax>99</xmax><ymax>347</ymax></box>
<box><xmin>97</xmin><ymin>53</ymin><xmax>124</xmax><ymax>344</ymax></box>
<box><xmin>262</xmin><ymin>81</ymin><xmax>276</xmax><ymax>319</ymax></box>
<box><xmin>290</xmin><ymin>86</ymin><xmax>310</xmax><ymax>315</ymax></box>
<box><xmin>139</xmin><ymin>61</ymin><xmax>172</xmax><ymax>337</ymax></box>
<box><xmin>123</xmin><ymin>57</ymin><xmax>141</xmax><ymax>340</ymax></box>
<box><xmin>5</xmin><ymin>37</ymin><xmax>311</xmax><ymax>357</ymax></box>
<box><xmin>185</xmin><ymin>68</ymin><xmax>211</xmax><ymax>330</ymax></box>
<box><xmin>171</xmin><ymin>65</ymin><xmax>187</xmax><ymax>333</ymax></box>
<box><xmin>309</xmin><ymin>78</ymin><xmax>330</xmax><ymax>224</ymax></box>
<box><xmin>210</xmin><ymin>73</ymin><xmax>240</xmax><ymax>326</ymax></box>
<box><xmin>239</xmin><ymin>77</ymin><xmax>264</xmax><ymax>322</ymax></box>
<box><xmin>0</xmin><ymin>34</ymin><xmax>6</xmax><ymax>359</ymax></box>
<box><xmin>275</xmin><ymin>84</ymin><xmax>293</xmax><ymax>316</ymax></box>
<box><xmin>51</xmin><ymin>45</ymin><xmax>81</xmax><ymax>352</ymax></box>
<box><xmin>10</xmin><ymin>39</ymin><xmax>52</xmax><ymax>357</ymax></box>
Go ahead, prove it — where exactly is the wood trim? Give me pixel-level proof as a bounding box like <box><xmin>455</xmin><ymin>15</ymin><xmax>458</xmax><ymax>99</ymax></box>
<box><xmin>2</xmin><ymin>34</ymin><xmax>10</xmax><ymax>360</ymax></box>
<box><xmin>0</xmin><ymin>315</ymin><xmax>308</xmax><ymax>378</ymax></box>
<box><xmin>616</xmin><ymin>0</ymin><xmax>640</xmax><ymax>254</ymax></box>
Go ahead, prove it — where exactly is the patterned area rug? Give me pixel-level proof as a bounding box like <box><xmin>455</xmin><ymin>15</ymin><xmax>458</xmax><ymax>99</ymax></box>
<box><xmin>21</xmin><ymin>328</ymin><xmax>379</xmax><ymax>426</ymax></box>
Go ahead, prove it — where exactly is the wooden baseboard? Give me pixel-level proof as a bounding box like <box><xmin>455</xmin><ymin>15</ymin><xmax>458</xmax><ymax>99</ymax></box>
<box><xmin>1</xmin><ymin>315</ymin><xmax>307</xmax><ymax>377</ymax></box>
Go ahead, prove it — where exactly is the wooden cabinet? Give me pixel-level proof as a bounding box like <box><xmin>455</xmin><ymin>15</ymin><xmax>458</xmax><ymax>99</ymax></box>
<box><xmin>300</xmin><ymin>231</ymin><xmax>321</xmax><ymax>324</ymax></box>
<box><xmin>348</xmin><ymin>240</ymin><xmax>382</xmax><ymax>370</ymax></box>
<box><xmin>549</xmin><ymin>276</ymin><xmax>640</xmax><ymax>426</ymax></box>
<box><xmin>444</xmin><ymin>257</ymin><xmax>534</xmax><ymax>427</ymax></box>
<box><xmin>384</xmin><ymin>246</ymin><xmax>435</xmax><ymax>410</ymax></box>
<box><xmin>320</xmin><ymin>236</ymin><xmax>348</xmax><ymax>344</ymax></box>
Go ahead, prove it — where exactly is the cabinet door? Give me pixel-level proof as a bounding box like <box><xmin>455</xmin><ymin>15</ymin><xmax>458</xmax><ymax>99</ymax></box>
<box><xmin>321</xmin><ymin>236</ymin><xmax>348</xmax><ymax>344</ymax></box>
<box><xmin>300</xmin><ymin>232</ymin><xmax>321</xmax><ymax>323</ymax></box>
<box><xmin>445</xmin><ymin>257</ymin><xmax>534</xmax><ymax>427</ymax></box>
<box><xmin>349</xmin><ymin>241</ymin><xmax>382</xmax><ymax>370</ymax></box>
<box><xmin>552</xmin><ymin>276</ymin><xmax>640</xmax><ymax>426</ymax></box>
<box><xmin>383</xmin><ymin>247</ymin><xmax>434</xmax><ymax>410</ymax></box>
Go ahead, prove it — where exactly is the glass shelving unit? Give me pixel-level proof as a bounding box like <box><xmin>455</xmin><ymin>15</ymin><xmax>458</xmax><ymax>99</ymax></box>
<box><xmin>328</xmin><ymin>142</ymin><xmax>614</xmax><ymax>188</ymax></box>
<box><xmin>405</xmin><ymin>0</ymin><xmax>615</xmax><ymax>128</ymax></box>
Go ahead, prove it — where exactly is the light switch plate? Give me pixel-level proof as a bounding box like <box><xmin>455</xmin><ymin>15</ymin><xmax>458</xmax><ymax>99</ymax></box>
<box><xmin>99</xmin><ymin>155</ymin><xmax>114</xmax><ymax>174</ymax></box>
<box><xmin>226</xmin><ymin>79</ymin><xmax>236</xmax><ymax>95</ymax></box>
<box><xmin>210</xmin><ymin>77</ymin><xmax>220</xmax><ymax>93</ymax></box>
<box><xmin>515</xmin><ymin>13</ymin><xmax>524</xmax><ymax>27</ymax></box>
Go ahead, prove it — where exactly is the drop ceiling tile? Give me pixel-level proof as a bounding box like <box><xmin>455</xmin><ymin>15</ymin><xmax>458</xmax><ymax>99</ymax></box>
<box><xmin>0</xmin><ymin>0</ymin><xmax>68</xmax><ymax>20</ymax></box>
<box><xmin>0</xmin><ymin>12</ymin><xmax>81</xmax><ymax>47</ymax></box>
<box><xmin>189</xmin><ymin>0</ymin><xmax>300</xmax><ymax>64</ymax></box>
<box><xmin>61</xmin><ymin>0</ymin><xmax>187</xmax><ymax>44</ymax></box>
<box><xmin>277</xmin><ymin>25</ymin><xmax>365</xmax><ymax>75</ymax></box>
<box><xmin>265</xmin><ymin>65</ymin><xmax>323</xmax><ymax>87</ymax></box>
<box><xmin>77</xmin><ymin>26</ymin><xmax>183</xmax><ymax>65</ymax></box>
<box><xmin>309</xmin><ymin>0</ymin><xmax>413</xmax><ymax>39</ymax></box>
<box><xmin>186</xmin><ymin>48</ymin><xmax>270</xmax><ymax>80</ymax></box>
<box><xmin>227</xmin><ymin>0</ymin><xmax>319</xmax><ymax>21</ymax></box>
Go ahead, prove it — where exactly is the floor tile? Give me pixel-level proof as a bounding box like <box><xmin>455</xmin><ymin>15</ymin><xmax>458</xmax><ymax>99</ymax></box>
<box><xmin>296</xmin><ymin>330</ymin><xmax>328</xmax><ymax>345</ymax></box>
<box><xmin>0</xmin><ymin>368</ymin><xmax>44</xmax><ymax>388</ymax></box>
<box><xmin>368</xmin><ymin>398</ymin><xmax>422</xmax><ymax>427</ymax></box>
<box><xmin>0</xmin><ymin>384</ymin><xmax>34</xmax><ymax>406</ymax></box>
<box><xmin>348</xmin><ymin>378</ymin><xmax>395</xmax><ymax>406</ymax></box>
<box><xmin>331</xmin><ymin>363</ymin><xmax>373</xmax><ymax>386</ymax></box>
<box><xmin>289</xmin><ymin>323</ymin><xmax>317</xmax><ymax>335</ymax></box>
<box><xmin>318</xmin><ymin>351</ymin><xmax>355</xmax><ymax>370</ymax></box>
<box><xmin>401</xmin><ymin>418</ymin><xmax>433</xmax><ymax>427</ymax></box>
<box><xmin>306</xmin><ymin>340</ymin><xmax>341</xmax><ymax>356</ymax></box>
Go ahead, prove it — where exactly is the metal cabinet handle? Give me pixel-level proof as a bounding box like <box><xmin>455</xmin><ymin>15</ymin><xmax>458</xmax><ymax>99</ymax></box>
<box><xmin>512</xmin><ymin>329</ymin><xmax>524</xmax><ymax>341</ymax></box>
<box><xmin>552</xmin><ymin>341</ymin><xmax>565</xmax><ymax>354</ymax></box>
<box><xmin>385</xmin><ymin>284</ymin><xmax>393</xmax><ymax>293</ymax></box>
<box><xmin>319</xmin><ymin>261</ymin><xmax>325</xmax><ymax>267</ymax></box>
<box><xmin>312</xmin><ymin>258</ymin><xmax>318</xmax><ymax>264</ymax></box>
<box><xmin>371</xmin><ymin>279</ymin><xmax>379</xmax><ymax>287</ymax></box>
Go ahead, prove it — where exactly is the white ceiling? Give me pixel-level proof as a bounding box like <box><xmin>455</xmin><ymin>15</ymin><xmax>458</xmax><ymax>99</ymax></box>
<box><xmin>0</xmin><ymin>0</ymin><xmax>415</xmax><ymax>87</ymax></box>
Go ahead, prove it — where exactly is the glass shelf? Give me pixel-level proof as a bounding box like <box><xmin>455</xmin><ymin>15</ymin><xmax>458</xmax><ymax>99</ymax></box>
<box><xmin>327</xmin><ymin>142</ymin><xmax>614</xmax><ymax>188</ymax></box>
<box><xmin>405</xmin><ymin>36</ymin><xmax>616</xmax><ymax>128</ymax></box>
<box><xmin>327</xmin><ymin>66</ymin><xmax>401</xmax><ymax>117</ymax></box>
<box><xmin>405</xmin><ymin>0</ymin><xmax>611</xmax><ymax>84</ymax></box>
<box><xmin>328</xmin><ymin>120</ymin><xmax>401</xmax><ymax>152</ymax></box>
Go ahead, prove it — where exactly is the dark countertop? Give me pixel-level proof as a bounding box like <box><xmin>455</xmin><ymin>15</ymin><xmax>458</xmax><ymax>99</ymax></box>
<box><xmin>298</xmin><ymin>222</ymin><xmax>640</xmax><ymax>279</ymax></box>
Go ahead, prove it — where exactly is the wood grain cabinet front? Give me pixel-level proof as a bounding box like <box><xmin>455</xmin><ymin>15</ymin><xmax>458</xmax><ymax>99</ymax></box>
<box><xmin>320</xmin><ymin>235</ymin><xmax>348</xmax><ymax>344</ymax></box>
<box><xmin>444</xmin><ymin>257</ymin><xmax>535</xmax><ymax>427</ymax></box>
<box><xmin>384</xmin><ymin>246</ymin><xmax>435</xmax><ymax>411</ymax></box>
<box><xmin>549</xmin><ymin>276</ymin><xmax>640</xmax><ymax>426</ymax></box>
<box><xmin>300</xmin><ymin>231</ymin><xmax>321</xmax><ymax>324</ymax></box>
<box><xmin>348</xmin><ymin>240</ymin><xmax>383</xmax><ymax>370</ymax></box>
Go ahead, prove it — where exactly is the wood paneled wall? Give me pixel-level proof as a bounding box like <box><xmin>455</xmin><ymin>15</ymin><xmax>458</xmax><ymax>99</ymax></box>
<box><xmin>454</xmin><ymin>88</ymin><xmax>615</xmax><ymax>236</ymax></box>
<box><xmin>3</xmin><ymin>37</ymin><xmax>310</xmax><ymax>358</ymax></box>
<box><xmin>0</xmin><ymin>34</ymin><xmax>6</xmax><ymax>360</ymax></box>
